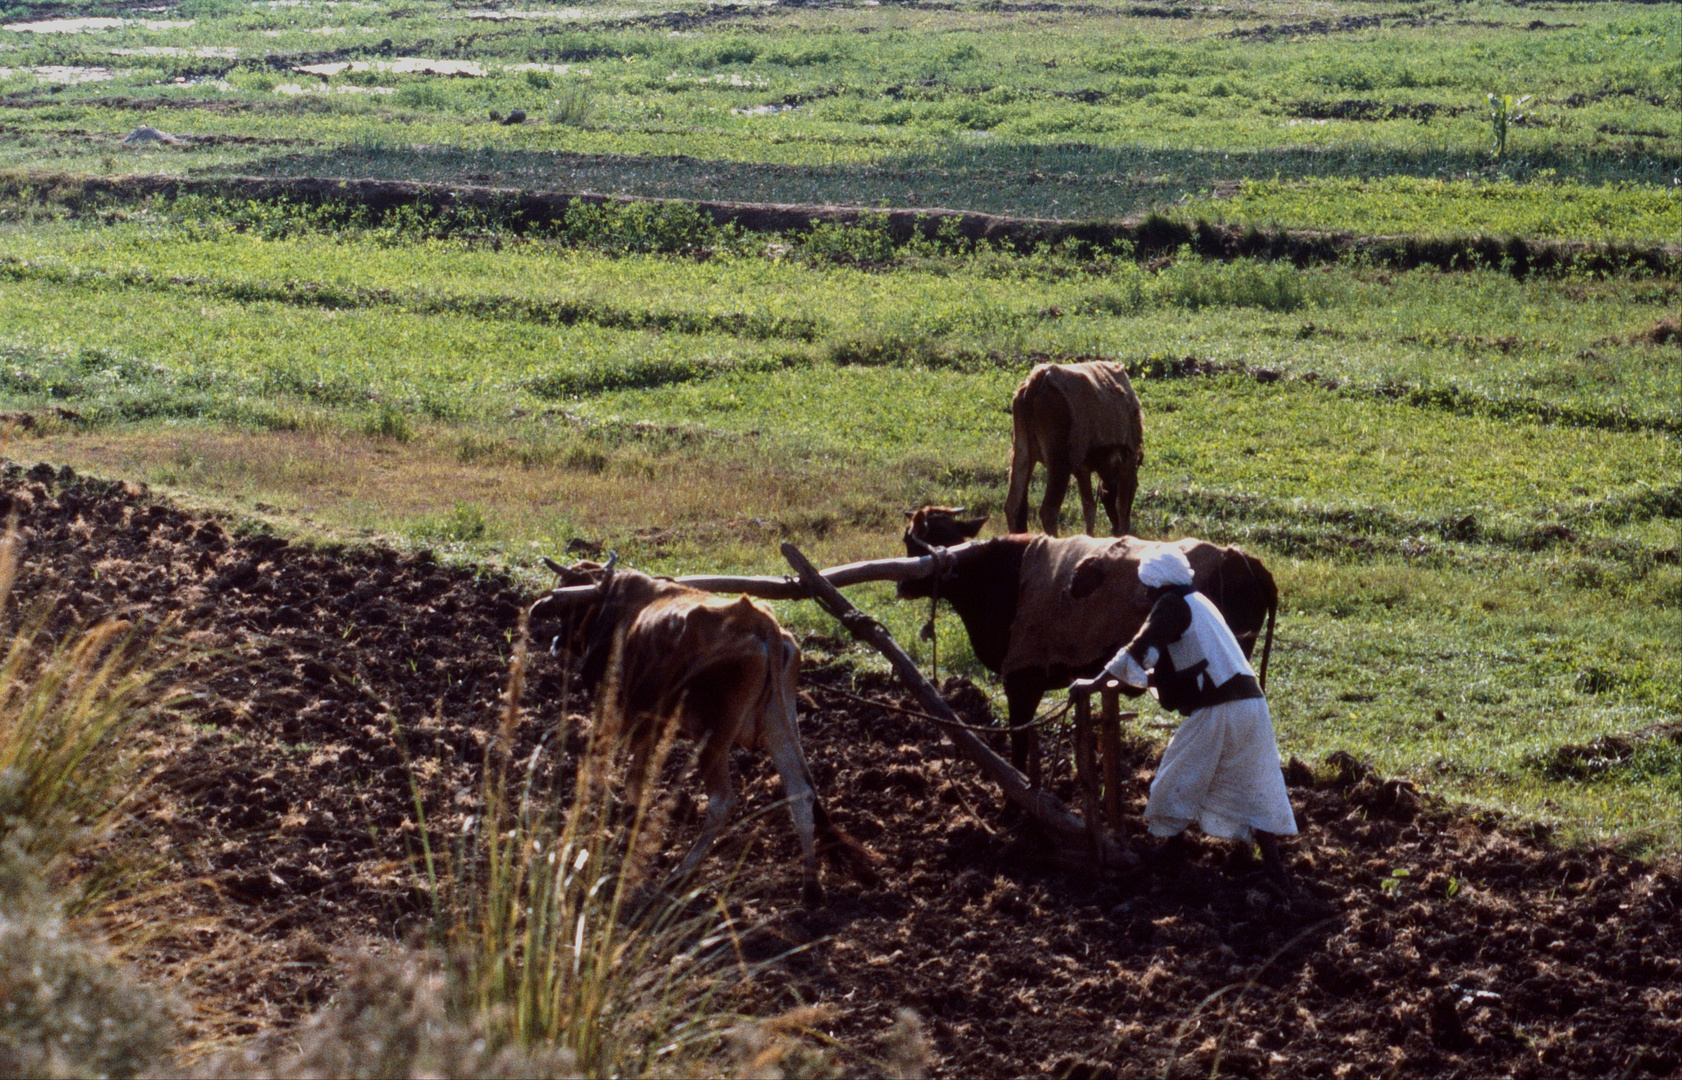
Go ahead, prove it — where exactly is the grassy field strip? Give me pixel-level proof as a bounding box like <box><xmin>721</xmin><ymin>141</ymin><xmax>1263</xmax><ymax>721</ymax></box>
<box><xmin>0</xmin><ymin>276</ymin><xmax>798</xmax><ymax>404</ymax></box>
<box><xmin>584</xmin><ymin>368</ymin><xmax>1680</xmax><ymax>534</ymax></box>
<box><xmin>10</xmin><ymin>123</ymin><xmax>1675</xmax><ymax>228</ymax></box>
<box><xmin>0</xmin><ymin>219</ymin><xmax>1676</xmax><ymax>423</ymax></box>
<box><xmin>1268</xmin><ymin>568</ymin><xmax>1680</xmax><ymax>849</ymax></box>
<box><xmin>1</xmin><ymin>0</ymin><xmax>1676</xmax><ymax>228</ymax></box>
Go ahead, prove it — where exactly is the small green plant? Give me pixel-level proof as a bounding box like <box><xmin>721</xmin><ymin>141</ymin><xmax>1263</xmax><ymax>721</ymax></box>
<box><xmin>548</xmin><ymin>86</ymin><xmax>595</xmax><ymax>127</ymax></box>
<box><xmin>362</xmin><ymin>402</ymin><xmax>414</xmax><ymax>443</ymax></box>
<box><xmin>412</xmin><ymin>503</ymin><xmax>491</xmax><ymax>543</ymax></box>
<box><xmin>1485</xmin><ymin>93</ymin><xmax>1532</xmax><ymax>158</ymax></box>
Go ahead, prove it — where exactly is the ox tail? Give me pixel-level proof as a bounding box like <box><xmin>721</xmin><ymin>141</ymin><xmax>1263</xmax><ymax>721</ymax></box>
<box><xmin>1242</xmin><ymin>548</ymin><xmax>1279</xmax><ymax>692</ymax></box>
<box><xmin>1258</xmin><ymin>592</ymin><xmax>1276</xmax><ymax>692</ymax></box>
<box><xmin>812</xmin><ymin>799</ymin><xmax>882</xmax><ymax>887</ymax></box>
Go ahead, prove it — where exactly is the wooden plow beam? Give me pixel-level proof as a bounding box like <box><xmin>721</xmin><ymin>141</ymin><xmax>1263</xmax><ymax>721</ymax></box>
<box><xmin>779</xmin><ymin>541</ymin><xmax>1137</xmax><ymax>871</ymax></box>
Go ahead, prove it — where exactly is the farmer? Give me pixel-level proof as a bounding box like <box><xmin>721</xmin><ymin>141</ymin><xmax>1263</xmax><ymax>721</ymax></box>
<box><xmin>1068</xmin><ymin>546</ymin><xmax>1297</xmax><ymax>888</ymax></box>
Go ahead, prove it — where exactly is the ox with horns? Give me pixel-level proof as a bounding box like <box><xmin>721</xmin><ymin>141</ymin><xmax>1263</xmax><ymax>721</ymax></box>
<box><xmin>895</xmin><ymin>507</ymin><xmax>1277</xmax><ymax>785</ymax></box>
<box><xmin>528</xmin><ymin>559</ymin><xmax>878</xmax><ymax>904</ymax></box>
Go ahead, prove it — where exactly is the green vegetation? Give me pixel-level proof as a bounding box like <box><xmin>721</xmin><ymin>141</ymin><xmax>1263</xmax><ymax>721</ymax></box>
<box><xmin>0</xmin><ymin>0</ymin><xmax>1675</xmax><ymax>230</ymax></box>
<box><xmin>1180</xmin><ymin>176</ymin><xmax>1680</xmax><ymax>242</ymax></box>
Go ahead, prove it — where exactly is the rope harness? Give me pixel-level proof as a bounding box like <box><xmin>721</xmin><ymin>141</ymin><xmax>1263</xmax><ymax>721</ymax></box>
<box><xmin>808</xmin><ymin>682</ymin><xmax>1072</xmax><ymax>735</ymax></box>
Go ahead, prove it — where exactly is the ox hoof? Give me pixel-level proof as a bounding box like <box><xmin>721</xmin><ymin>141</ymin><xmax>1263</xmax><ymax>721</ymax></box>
<box><xmin>802</xmin><ymin>881</ymin><xmax>826</xmax><ymax>907</ymax></box>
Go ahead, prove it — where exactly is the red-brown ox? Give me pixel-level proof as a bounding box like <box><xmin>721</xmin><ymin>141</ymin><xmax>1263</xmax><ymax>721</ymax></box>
<box><xmin>898</xmin><ymin>507</ymin><xmax>1276</xmax><ymax>783</ymax></box>
<box><xmin>529</xmin><ymin>562</ymin><xmax>877</xmax><ymax>903</ymax></box>
<box><xmin>1004</xmin><ymin>360</ymin><xmax>1144</xmax><ymax>537</ymax></box>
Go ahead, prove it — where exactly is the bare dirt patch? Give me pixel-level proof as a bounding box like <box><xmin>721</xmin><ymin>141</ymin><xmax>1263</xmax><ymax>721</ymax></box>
<box><xmin>5</xmin><ymin>461</ymin><xmax>1679</xmax><ymax>1075</ymax></box>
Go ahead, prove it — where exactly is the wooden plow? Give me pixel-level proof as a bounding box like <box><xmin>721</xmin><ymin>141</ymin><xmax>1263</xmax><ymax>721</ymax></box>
<box><xmin>537</xmin><ymin>543</ymin><xmax>1139</xmax><ymax>871</ymax></box>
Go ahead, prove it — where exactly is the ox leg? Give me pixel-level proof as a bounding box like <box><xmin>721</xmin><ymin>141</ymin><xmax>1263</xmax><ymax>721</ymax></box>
<box><xmin>1099</xmin><ymin>449</ymin><xmax>1139</xmax><ymax>537</ymax></box>
<box><xmin>1074</xmin><ymin>470</ymin><xmax>1099</xmax><ymax>537</ymax></box>
<box><xmin>1257</xmin><ymin>832</ymin><xmax>1293</xmax><ymax>895</ymax></box>
<box><xmin>1002</xmin><ymin>671</ymin><xmax>1045</xmax><ymax>789</ymax></box>
<box><xmin>1004</xmin><ymin>441</ymin><xmax>1035</xmax><ymax>535</ymax></box>
<box><xmin>1038</xmin><ymin>464</ymin><xmax>1071</xmax><ymax>538</ymax></box>
<box><xmin>761</xmin><ymin>728</ymin><xmax>824</xmax><ymax>905</ymax></box>
<box><xmin>674</xmin><ymin>731</ymin><xmax>736</xmax><ymax>881</ymax></box>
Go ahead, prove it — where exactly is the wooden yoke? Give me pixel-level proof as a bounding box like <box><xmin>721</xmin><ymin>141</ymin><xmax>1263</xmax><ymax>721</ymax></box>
<box><xmin>781</xmin><ymin>541</ymin><xmax>1137</xmax><ymax>871</ymax></box>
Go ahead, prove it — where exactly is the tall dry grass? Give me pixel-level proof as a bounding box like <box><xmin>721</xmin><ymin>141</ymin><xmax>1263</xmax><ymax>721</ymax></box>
<box><xmin>0</xmin><ymin>517</ymin><xmax>185</xmax><ymax>1077</ymax></box>
<box><xmin>432</xmin><ymin>620</ymin><xmax>768</xmax><ymax>1076</ymax></box>
<box><xmin>0</xmin><ymin>517</ymin><xmax>181</xmax><ymax>905</ymax></box>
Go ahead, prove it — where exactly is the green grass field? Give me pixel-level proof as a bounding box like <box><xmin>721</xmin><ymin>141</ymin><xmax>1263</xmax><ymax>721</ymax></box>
<box><xmin>0</xmin><ymin>0</ymin><xmax>1677</xmax><ymax>853</ymax></box>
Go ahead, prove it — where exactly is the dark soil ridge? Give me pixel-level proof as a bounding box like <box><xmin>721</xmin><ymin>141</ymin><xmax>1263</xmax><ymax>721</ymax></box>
<box><xmin>4</xmin><ymin>457</ymin><xmax>1679</xmax><ymax>1077</ymax></box>
<box><xmin>13</xmin><ymin>170</ymin><xmax>1681</xmax><ymax>279</ymax></box>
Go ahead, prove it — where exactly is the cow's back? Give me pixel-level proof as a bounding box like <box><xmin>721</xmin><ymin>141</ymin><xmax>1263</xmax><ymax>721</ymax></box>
<box><xmin>1015</xmin><ymin>361</ymin><xmax>1142</xmax><ymax>467</ymax></box>
<box><xmin>999</xmin><ymin>534</ymin><xmax>1270</xmax><ymax>673</ymax></box>
<box><xmin>611</xmin><ymin>584</ymin><xmax>796</xmax><ymax>748</ymax></box>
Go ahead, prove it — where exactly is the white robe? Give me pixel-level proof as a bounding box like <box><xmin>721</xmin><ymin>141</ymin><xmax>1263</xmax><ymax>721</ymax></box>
<box><xmin>1142</xmin><ymin>697</ymin><xmax>1297</xmax><ymax>842</ymax></box>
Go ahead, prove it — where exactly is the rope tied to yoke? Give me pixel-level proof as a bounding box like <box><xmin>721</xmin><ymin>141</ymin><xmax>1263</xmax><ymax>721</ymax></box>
<box><xmin>916</xmin><ymin>543</ymin><xmax>958</xmax><ymax>685</ymax></box>
<box><xmin>809</xmin><ymin>683</ymin><xmax>1073</xmax><ymax>735</ymax></box>
<box><xmin>838</xmin><ymin>609</ymin><xmax>881</xmax><ymax>638</ymax></box>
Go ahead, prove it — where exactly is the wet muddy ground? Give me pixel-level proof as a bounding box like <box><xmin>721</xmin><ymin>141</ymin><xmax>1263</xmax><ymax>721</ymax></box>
<box><xmin>6</xmin><ymin>461</ymin><xmax>1678</xmax><ymax>1077</ymax></box>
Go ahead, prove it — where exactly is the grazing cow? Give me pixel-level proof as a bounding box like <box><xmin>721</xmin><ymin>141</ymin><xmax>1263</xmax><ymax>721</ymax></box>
<box><xmin>529</xmin><ymin>562</ymin><xmax>877</xmax><ymax>903</ymax></box>
<box><xmin>1004</xmin><ymin>360</ymin><xmax>1144</xmax><ymax>537</ymax></box>
<box><xmin>898</xmin><ymin>507</ymin><xmax>1276</xmax><ymax>784</ymax></box>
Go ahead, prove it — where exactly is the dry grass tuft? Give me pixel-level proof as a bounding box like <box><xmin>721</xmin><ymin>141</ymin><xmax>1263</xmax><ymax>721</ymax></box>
<box><xmin>0</xmin><ymin>878</ymin><xmax>174</xmax><ymax>1080</ymax></box>
<box><xmin>187</xmin><ymin>948</ymin><xmax>578</xmax><ymax>1080</ymax></box>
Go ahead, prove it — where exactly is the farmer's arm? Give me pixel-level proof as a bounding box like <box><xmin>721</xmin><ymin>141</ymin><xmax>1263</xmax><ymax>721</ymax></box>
<box><xmin>1104</xmin><ymin>593</ymin><xmax>1191</xmax><ymax>686</ymax></box>
<box><xmin>1070</xmin><ymin>594</ymin><xmax>1192</xmax><ymax>697</ymax></box>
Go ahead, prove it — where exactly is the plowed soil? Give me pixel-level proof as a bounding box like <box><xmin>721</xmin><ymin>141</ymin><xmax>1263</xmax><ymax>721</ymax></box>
<box><xmin>6</xmin><ymin>462</ymin><xmax>1679</xmax><ymax>1077</ymax></box>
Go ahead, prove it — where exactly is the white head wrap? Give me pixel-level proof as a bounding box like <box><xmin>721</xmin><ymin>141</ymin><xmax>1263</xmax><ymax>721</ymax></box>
<box><xmin>1138</xmin><ymin>546</ymin><xmax>1194</xmax><ymax>589</ymax></box>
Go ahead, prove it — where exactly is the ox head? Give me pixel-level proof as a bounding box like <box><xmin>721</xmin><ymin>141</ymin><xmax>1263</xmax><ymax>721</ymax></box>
<box><xmin>528</xmin><ymin>556</ymin><xmax>624</xmax><ymax>684</ymax></box>
<box><xmin>902</xmin><ymin>506</ymin><xmax>987</xmax><ymax>557</ymax></box>
<box><xmin>896</xmin><ymin>507</ymin><xmax>982</xmax><ymax>601</ymax></box>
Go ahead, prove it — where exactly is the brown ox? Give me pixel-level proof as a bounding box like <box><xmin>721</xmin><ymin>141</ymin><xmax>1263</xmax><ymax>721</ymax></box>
<box><xmin>1004</xmin><ymin>360</ymin><xmax>1144</xmax><ymax>537</ymax></box>
<box><xmin>529</xmin><ymin>562</ymin><xmax>877</xmax><ymax>903</ymax></box>
<box><xmin>899</xmin><ymin>507</ymin><xmax>1276</xmax><ymax>784</ymax></box>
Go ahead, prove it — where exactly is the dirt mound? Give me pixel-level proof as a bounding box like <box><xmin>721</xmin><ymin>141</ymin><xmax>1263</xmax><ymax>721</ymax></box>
<box><xmin>1634</xmin><ymin>316</ymin><xmax>1680</xmax><ymax>347</ymax></box>
<box><xmin>5</xmin><ymin>463</ymin><xmax>1679</xmax><ymax>1075</ymax></box>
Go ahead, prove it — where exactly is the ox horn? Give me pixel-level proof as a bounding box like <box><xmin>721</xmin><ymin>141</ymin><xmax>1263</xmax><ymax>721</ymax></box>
<box><xmin>527</xmin><ymin>583</ymin><xmax>603</xmax><ymax>619</ymax></box>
